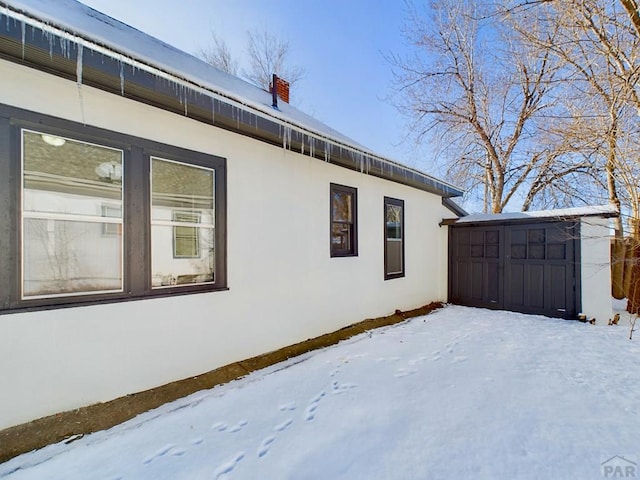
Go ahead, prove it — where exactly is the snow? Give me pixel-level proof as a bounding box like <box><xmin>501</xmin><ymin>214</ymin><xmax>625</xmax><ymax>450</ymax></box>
<box><xmin>2</xmin><ymin>305</ymin><xmax>639</xmax><ymax>479</ymax></box>
<box><xmin>456</xmin><ymin>204</ymin><xmax>618</xmax><ymax>223</ymax></box>
<box><xmin>1</xmin><ymin>0</ymin><xmax>462</xmax><ymax>196</ymax></box>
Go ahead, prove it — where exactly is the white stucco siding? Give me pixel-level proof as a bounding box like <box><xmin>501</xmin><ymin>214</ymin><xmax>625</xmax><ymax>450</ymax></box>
<box><xmin>0</xmin><ymin>59</ymin><xmax>452</xmax><ymax>430</ymax></box>
<box><xmin>580</xmin><ymin>217</ymin><xmax>613</xmax><ymax>325</ymax></box>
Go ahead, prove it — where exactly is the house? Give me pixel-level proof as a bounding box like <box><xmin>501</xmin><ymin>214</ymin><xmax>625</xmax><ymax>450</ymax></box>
<box><xmin>0</xmin><ymin>0</ymin><xmax>463</xmax><ymax>435</ymax></box>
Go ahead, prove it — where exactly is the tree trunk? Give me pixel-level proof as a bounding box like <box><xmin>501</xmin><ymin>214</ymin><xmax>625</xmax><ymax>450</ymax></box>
<box><xmin>612</xmin><ymin>238</ymin><xmax>627</xmax><ymax>299</ymax></box>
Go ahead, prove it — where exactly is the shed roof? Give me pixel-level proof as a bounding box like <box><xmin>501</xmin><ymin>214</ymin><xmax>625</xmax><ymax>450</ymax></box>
<box><xmin>445</xmin><ymin>204</ymin><xmax>619</xmax><ymax>227</ymax></box>
<box><xmin>0</xmin><ymin>0</ymin><xmax>463</xmax><ymax>199</ymax></box>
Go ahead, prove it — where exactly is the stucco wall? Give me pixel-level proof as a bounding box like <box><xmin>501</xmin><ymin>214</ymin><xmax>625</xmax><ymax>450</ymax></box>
<box><xmin>580</xmin><ymin>217</ymin><xmax>613</xmax><ymax>325</ymax></box>
<box><xmin>0</xmin><ymin>59</ymin><xmax>452</xmax><ymax>430</ymax></box>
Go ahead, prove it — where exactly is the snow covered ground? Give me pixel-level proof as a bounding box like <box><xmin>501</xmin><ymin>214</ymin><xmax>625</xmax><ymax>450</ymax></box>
<box><xmin>1</xmin><ymin>305</ymin><xmax>639</xmax><ymax>480</ymax></box>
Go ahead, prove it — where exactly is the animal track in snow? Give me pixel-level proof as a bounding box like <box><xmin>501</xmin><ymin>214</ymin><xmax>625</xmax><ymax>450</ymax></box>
<box><xmin>331</xmin><ymin>380</ymin><xmax>357</xmax><ymax>394</ymax></box>
<box><xmin>408</xmin><ymin>356</ymin><xmax>427</xmax><ymax>366</ymax></box>
<box><xmin>279</xmin><ymin>402</ymin><xmax>296</xmax><ymax>412</ymax></box>
<box><xmin>143</xmin><ymin>444</ymin><xmax>176</xmax><ymax>465</ymax></box>
<box><xmin>257</xmin><ymin>436</ymin><xmax>275</xmax><ymax>458</ymax></box>
<box><xmin>274</xmin><ymin>419</ymin><xmax>293</xmax><ymax>432</ymax></box>
<box><xmin>213</xmin><ymin>452</ymin><xmax>245</xmax><ymax>479</ymax></box>
<box><xmin>305</xmin><ymin>391</ymin><xmax>326</xmax><ymax>421</ymax></box>
<box><xmin>211</xmin><ymin>421</ymin><xmax>228</xmax><ymax>432</ymax></box>
<box><xmin>394</xmin><ymin>368</ymin><xmax>417</xmax><ymax>378</ymax></box>
<box><xmin>228</xmin><ymin>420</ymin><xmax>248</xmax><ymax>433</ymax></box>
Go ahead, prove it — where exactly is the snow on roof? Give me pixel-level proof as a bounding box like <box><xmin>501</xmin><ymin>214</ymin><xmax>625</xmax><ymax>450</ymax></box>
<box><xmin>455</xmin><ymin>204</ymin><xmax>619</xmax><ymax>224</ymax></box>
<box><xmin>2</xmin><ymin>0</ymin><xmax>462</xmax><ymax>196</ymax></box>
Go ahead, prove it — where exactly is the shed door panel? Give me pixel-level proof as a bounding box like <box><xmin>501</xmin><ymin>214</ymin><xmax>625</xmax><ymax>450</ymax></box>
<box><xmin>449</xmin><ymin>226</ymin><xmax>503</xmax><ymax>309</ymax></box>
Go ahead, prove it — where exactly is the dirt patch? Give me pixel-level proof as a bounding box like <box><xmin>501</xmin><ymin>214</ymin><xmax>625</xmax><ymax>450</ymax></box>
<box><xmin>0</xmin><ymin>302</ymin><xmax>442</xmax><ymax>464</ymax></box>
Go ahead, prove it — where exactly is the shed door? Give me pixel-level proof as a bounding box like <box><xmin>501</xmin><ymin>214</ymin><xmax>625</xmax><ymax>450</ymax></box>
<box><xmin>449</xmin><ymin>221</ymin><xmax>580</xmax><ymax>319</ymax></box>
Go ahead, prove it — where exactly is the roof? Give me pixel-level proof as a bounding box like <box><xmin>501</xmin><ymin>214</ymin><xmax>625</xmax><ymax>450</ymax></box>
<box><xmin>444</xmin><ymin>204</ymin><xmax>619</xmax><ymax>226</ymax></box>
<box><xmin>0</xmin><ymin>0</ymin><xmax>464</xmax><ymax>199</ymax></box>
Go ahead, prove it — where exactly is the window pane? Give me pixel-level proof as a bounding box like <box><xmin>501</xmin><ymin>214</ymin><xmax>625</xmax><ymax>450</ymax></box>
<box><xmin>332</xmin><ymin>222</ymin><xmax>352</xmax><ymax>251</ymax></box>
<box><xmin>151</xmin><ymin>158</ymin><xmax>216</xmax><ymax>287</ymax></box>
<box><xmin>151</xmin><ymin>158</ymin><xmax>214</xmax><ymax>222</ymax></box>
<box><xmin>23</xmin><ymin>130</ymin><xmax>123</xmax><ymax>216</ymax></box>
<box><xmin>386</xmin><ymin>239</ymin><xmax>403</xmax><ymax>274</ymax></box>
<box><xmin>386</xmin><ymin>205</ymin><xmax>402</xmax><ymax>239</ymax></box>
<box><xmin>23</xmin><ymin>218</ymin><xmax>122</xmax><ymax>296</ymax></box>
<box><xmin>332</xmin><ymin>191</ymin><xmax>352</xmax><ymax>222</ymax></box>
<box><xmin>548</xmin><ymin>243</ymin><xmax>566</xmax><ymax>260</ymax></box>
<box><xmin>152</xmin><ymin>225</ymin><xmax>214</xmax><ymax>286</ymax></box>
<box><xmin>22</xmin><ymin>130</ymin><xmax>124</xmax><ymax>298</ymax></box>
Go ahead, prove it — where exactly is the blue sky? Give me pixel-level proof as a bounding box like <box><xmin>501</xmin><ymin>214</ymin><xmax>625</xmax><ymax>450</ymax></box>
<box><xmin>77</xmin><ymin>0</ymin><xmax>424</xmax><ymax>169</ymax></box>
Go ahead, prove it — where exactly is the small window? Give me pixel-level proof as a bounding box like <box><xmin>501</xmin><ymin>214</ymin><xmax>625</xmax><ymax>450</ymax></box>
<box><xmin>384</xmin><ymin>197</ymin><xmax>404</xmax><ymax>279</ymax></box>
<box><xmin>330</xmin><ymin>184</ymin><xmax>357</xmax><ymax>257</ymax></box>
<box><xmin>173</xmin><ymin>211</ymin><xmax>201</xmax><ymax>258</ymax></box>
<box><xmin>151</xmin><ymin>157</ymin><xmax>215</xmax><ymax>287</ymax></box>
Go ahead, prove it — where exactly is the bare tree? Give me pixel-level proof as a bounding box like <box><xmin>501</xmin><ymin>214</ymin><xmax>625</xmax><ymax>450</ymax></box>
<box><xmin>243</xmin><ymin>29</ymin><xmax>304</xmax><ymax>92</ymax></box>
<box><xmin>197</xmin><ymin>28</ymin><xmax>304</xmax><ymax>96</ymax></box>
<box><xmin>389</xmin><ymin>0</ymin><xmax>588</xmax><ymax>213</ymax></box>
<box><xmin>619</xmin><ymin>0</ymin><xmax>640</xmax><ymax>37</ymax></box>
<box><xmin>197</xmin><ymin>32</ymin><xmax>239</xmax><ymax>76</ymax></box>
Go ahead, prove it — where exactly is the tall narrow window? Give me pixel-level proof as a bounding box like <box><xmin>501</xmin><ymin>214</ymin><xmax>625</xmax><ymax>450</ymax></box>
<box><xmin>21</xmin><ymin>129</ymin><xmax>124</xmax><ymax>298</ymax></box>
<box><xmin>330</xmin><ymin>183</ymin><xmax>358</xmax><ymax>257</ymax></box>
<box><xmin>151</xmin><ymin>157</ymin><xmax>215</xmax><ymax>287</ymax></box>
<box><xmin>384</xmin><ymin>197</ymin><xmax>404</xmax><ymax>279</ymax></box>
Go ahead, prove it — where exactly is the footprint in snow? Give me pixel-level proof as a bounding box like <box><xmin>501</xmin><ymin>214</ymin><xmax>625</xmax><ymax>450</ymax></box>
<box><xmin>257</xmin><ymin>437</ymin><xmax>275</xmax><ymax>458</ymax></box>
<box><xmin>274</xmin><ymin>419</ymin><xmax>293</xmax><ymax>432</ymax></box>
<box><xmin>143</xmin><ymin>444</ymin><xmax>177</xmax><ymax>465</ymax></box>
<box><xmin>305</xmin><ymin>391</ymin><xmax>326</xmax><ymax>421</ymax></box>
<box><xmin>408</xmin><ymin>356</ymin><xmax>427</xmax><ymax>366</ymax></box>
<box><xmin>331</xmin><ymin>380</ymin><xmax>357</xmax><ymax>394</ymax></box>
<box><xmin>394</xmin><ymin>368</ymin><xmax>417</xmax><ymax>378</ymax></box>
<box><xmin>279</xmin><ymin>402</ymin><xmax>296</xmax><ymax>412</ymax></box>
<box><xmin>452</xmin><ymin>356</ymin><xmax>468</xmax><ymax>363</ymax></box>
<box><xmin>228</xmin><ymin>420</ymin><xmax>248</xmax><ymax>433</ymax></box>
<box><xmin>211</xmin><ymin>421</ymin><xmax>228</xmax><ymax>432</ymax></box>
<box><xmin>213</xmin><ymin>452</ymin><xmax>245</xmax><ymax>479</ymax></box>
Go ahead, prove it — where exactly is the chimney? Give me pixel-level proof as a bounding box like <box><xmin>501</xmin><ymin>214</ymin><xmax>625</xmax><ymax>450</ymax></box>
<box><xmin>271</xmin><ymin>74</ymin><xmax>290</xmax><ymax>108</ymax></box>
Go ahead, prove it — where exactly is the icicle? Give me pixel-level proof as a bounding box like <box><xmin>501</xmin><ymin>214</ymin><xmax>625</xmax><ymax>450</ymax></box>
<box><xmin>47</xmin><ymin>30</ymin><xmax>54</xmax><ymax>58</ymax></box>
<box><xmin>211</xmin><ymin>100</ymin><xmax>216</xmax><ymax>125</ymax></box>
<box><xmin>76</xmin><ymin>44</ymin><xmax>86</xmax><ymax>125</ymax></box>
<box><xmin>119</xmin><ymin>60</ymin><xmax>125</xmax><ymax>95</ymax></box>
<box><xmin>76</xmin><ymin>43</ymin><xmax>83</xmax><ymax>86</ymax></box>
<box><xmin>20</xmin><ymin>20</ymin><xmax>25</xmax><ymax>59</ymax></box>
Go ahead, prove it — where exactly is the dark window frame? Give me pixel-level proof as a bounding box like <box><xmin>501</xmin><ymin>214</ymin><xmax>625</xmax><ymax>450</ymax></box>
<box><xmin>330</xmin><ymin>183</ymin><xmax>358</xmax><ymax>257</ymax></box>
<box><xmin>384</xmin><ymin>196</ymin><xmax>405</xmax><ymax>280</ymax></box>
<box><xmin>0</xmin><ymin>103</ymin><xmax>227</xmax><ymax>315</ymax></box>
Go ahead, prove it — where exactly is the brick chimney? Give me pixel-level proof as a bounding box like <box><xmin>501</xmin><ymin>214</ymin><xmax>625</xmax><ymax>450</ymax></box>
<box><xmin>271</xmin><ymin>74</ymin><xmax>290</xmax><ymax>108</ymax></box>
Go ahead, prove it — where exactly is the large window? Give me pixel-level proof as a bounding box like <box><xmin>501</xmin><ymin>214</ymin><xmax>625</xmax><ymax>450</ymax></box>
<box><xmin>330</xmin><ymin>183</ymin><xmax>358</xmax><ymax>257</ymax></box>
<box><xmin>384</xmin><ymin>197</ymin><xmax>404</xmax><ymax>279</ymax></box>
<box><xmin>0</xmin><ymin>106</ymin><xmax>226</xmax><ymax>313</ymax></box>
<box><xmin>22</xmin><ymin>130</ymin><xmax>124</xmax><ymax>298</ymax></box>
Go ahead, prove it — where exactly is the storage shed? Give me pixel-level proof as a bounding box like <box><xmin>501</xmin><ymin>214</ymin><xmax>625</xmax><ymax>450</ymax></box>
<box><xmin>446</xmin><ymin>205</ymin><xmax>617</xmax><ymax>323</ymax></box>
